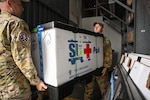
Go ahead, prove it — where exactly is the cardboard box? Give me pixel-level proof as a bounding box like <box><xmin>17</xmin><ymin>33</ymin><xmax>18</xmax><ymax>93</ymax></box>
<box><xmin>134</xmin><ymin>53</ymin><xmax>150</xmax><ymax>59</ymax></box>
<box><xmin>128</xmin><ymin>53</ymin><xmax>139</xmax><ymax>69</ymax></box>
<box><xmin>127</xmin><ymin>53</ymin><xmax>150</xmax><ymax>69</ymax></box>
<box><xmin>140</xmin><ymin>57</ymin><xmax>150</xmax><ymax>67</ymax></box>
<box><xmin>130</xmin><ymin>61</ymin><xmax>150</xmax><ymax>99</ymax></box>
<box><xmin>122</xmin><ymin>56</ymin><xmax>131</xmax><ymax>72</ymax></box>
<box><xmin>120</xmin><ymin>54</ymin><xmax>125</xmax><ymax>64</ymax></box>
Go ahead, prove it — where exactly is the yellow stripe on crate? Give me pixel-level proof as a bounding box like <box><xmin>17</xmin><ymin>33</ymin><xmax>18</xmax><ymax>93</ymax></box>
<box><xmin>63</xmin><ymin>97</ymin><xmax>80</xmax><ymax>100</ymax></box>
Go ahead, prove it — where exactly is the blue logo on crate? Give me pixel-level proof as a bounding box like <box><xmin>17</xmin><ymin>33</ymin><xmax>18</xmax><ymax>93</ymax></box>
<box><xmin>68</xmin><ymin>39</ymin><xmax>84</xmax><ymax>64</ymax></box>
<box><xmin>68</xmin><ymin>39</ymin><xmax>100</xmax><ymax>65</ymax></box>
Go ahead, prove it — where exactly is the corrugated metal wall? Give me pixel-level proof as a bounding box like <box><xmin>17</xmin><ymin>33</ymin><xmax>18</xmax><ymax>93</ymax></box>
<box><xmin>22</xmin><ymin>0</ymin><xmax>69</xmax><ymax>30</ymax></box>
<box><xmin>135</xmin><ymin>0</ymin><xmax>150</xmax><ymax>55</ymax></box>
<box><xmin>38</xmin><ymin>0</ymin><xmax>69</xmax><ymax>19</ymax></box>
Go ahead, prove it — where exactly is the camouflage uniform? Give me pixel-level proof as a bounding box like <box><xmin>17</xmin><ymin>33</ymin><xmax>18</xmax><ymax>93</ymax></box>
<box><xmin>0</xmin><ymin>11</ymin><xmax>41</xmax><ymax>99</ymax></box>
<box><xmin>84</xmin><ymin>36</ymin><xmax>112</xmax><ymax>100</ymax></box>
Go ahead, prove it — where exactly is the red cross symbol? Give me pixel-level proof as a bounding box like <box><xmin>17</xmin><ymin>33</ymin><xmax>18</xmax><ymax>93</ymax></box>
<box><xmin>84</xmin><ymin>44</ymin><xmax>91</xmax><ymax>58</ymax></box>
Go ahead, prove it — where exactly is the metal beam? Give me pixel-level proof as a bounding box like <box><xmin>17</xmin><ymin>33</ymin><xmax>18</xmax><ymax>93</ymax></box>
<box><xmin>99</xmin><ymin>5</ymin><xmax>127</xmax><ymax>25</ymax></box>
<box><xmin>114</xmin><ymin>0</ymin><xmax>135</xmax><ymax>13</ymax></box>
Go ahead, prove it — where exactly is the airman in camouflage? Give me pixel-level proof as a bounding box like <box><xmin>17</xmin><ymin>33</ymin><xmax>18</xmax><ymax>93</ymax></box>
<box><xmin>84</xmin><ymin>22</ymin><xmax>112</xmax><ymax>100</ymax></box>
<box><xmin>0</xmin><ymin>0</ymin><xmax>47</xmax><ymax>99</ymax></box>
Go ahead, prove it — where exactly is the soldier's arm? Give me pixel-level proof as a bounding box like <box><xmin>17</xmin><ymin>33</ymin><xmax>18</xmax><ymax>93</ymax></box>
<box><xmin>103</xmin><ymin>38</ymin><xmax>112</xmax><ymax>68</ymax></box>
<box><xmin>11</xmin><ymin>21</ymin><xmax>41</xmax><ymax>86</ymax></box>
<box><xmin>101</xmin><ymin>37</ymin><xmax>112</xmax><ymax>76</ymax></box>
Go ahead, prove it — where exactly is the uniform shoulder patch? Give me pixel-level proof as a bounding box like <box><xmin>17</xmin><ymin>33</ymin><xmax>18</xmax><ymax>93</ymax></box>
<box><xmin>19</xmin><ymin>32</ymin><xmax>29</xmax><ymax>44</ymax></box>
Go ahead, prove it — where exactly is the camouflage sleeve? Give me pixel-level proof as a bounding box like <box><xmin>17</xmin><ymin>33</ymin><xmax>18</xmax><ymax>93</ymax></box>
<box><xmin>10</xmin><ymin>21</ymin><xmax>41</xmax><ymax>86</ymax></box>
<box><xmin>103</xmin><ymin>37</ymin><xmax>112</xmax><ymax>68</ymax></box>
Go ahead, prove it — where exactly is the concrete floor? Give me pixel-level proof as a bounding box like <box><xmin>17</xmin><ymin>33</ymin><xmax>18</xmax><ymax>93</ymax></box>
<box><xmin>66</xmin><ymin>82</ymin><xmax>85</xmax><ymax>100</ymax></box>
<box><xmin>65</xmin><ymin>80</ymin><xmax>103</xmax><ymax>100</ymax></box>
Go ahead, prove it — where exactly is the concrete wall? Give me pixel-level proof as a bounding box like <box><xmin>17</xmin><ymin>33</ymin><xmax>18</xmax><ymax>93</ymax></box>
<box><xmin>81</xmin><ymin>17</ymin><xmax>122</xmax><ymax>62</ymax></box>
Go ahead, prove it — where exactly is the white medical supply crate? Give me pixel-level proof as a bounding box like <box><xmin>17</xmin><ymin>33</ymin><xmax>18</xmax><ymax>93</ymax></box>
<box><xmin>31</xmin><ymin>21</ymin><xmax>103</xmax><ymax>87</ymax></box>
